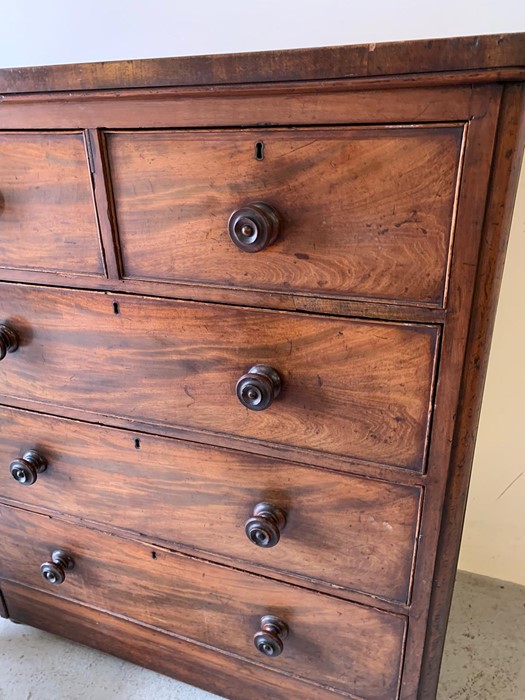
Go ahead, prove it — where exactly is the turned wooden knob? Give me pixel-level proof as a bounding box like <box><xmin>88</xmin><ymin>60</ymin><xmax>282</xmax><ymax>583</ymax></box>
<box><xmin>254</xmin><ymin>615</ymin><xmax>289</xmax><ymax>658</ymax></box>
<box><xmin>236</xmin><ymin>365</ymin><xmax>281</xmax><ymax>411</ymax></box>
<box><xmin>0</xmin><ymin>324</ymin><xmax>18</xmax><ymax>361</ymax></box>
<box><xmin>10</xmin><ymin>450</ymin><xmax>48</xmax><ymax>486</ymax></box>
<box><xmin>245</xmin><ymin>503</ymin><xmax>286</xmax><ymax>548</ymax></box>
<box><xmin>228</xmin><ymin>202</ymin><xmax>281</xmax><ymax>252</ymax></box>
<box><xmin>40</xmin><ymin>549</ymin><xmax>75</xmax><ymax>585</ymax></box>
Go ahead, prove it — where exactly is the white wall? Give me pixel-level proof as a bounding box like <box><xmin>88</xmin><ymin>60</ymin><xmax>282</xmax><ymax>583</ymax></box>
<box><xmin>1</xmin><ymin>1</ymin><xmax>524</xmax><ymax>584</ymax></box>
<box><xmin>458</xmin><ymin>160</ymin><xmax>525</xmax><ymax>585</ymax></box>
<box><xmin>1</xmin><ymin>1</ymin><xmax>524</xmax><ymax>67</ymax></box>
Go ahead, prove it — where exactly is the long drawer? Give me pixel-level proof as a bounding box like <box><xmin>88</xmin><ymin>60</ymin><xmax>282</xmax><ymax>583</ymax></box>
<box><xmin>2</xmin><ymin>580</ymin><xmax>344</xmax><ymax>700</ymax></box>
<box><xmin>0</xmin><ymin>505</ymin><xmax>406</xmax><ymax>700</ymax></box>
<box><xmin>0</xmin><ymin>407</ymin><xmax>421</xmax><ymax>603</ymax></box>
<box><xmin>107</xmin><ymin>125</ymin><xmax>463</xmax><ymax>307</ymax></box>
<box><xmin>0</xmin><ymin>284</ymin><xmax>439</xmax><ymax>471</ymax></box>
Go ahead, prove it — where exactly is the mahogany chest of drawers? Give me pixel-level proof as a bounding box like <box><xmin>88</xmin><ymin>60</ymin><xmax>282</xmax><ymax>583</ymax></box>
<box><xmin>0</xmin><ymin>33</ymin><xmax>524</xmax><ymax>700</ymax></box>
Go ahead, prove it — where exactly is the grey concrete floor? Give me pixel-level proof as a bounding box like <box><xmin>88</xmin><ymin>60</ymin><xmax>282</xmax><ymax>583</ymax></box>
<box><xmin>437</xmin><ymin>571</ymin><xmax>525</xmax><ymax>699</ymax></box>
<box><xmin>0</xmin><ymin>571</ymin><xmax>523</xmax><ymax>699</ymax></box>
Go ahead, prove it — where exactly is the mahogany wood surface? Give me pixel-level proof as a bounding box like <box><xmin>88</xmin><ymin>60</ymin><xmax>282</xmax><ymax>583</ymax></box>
<box><xmin>0</xmin><ymin>131</ymin><xmax>103</xmax><ymax>276</ymax></box>
<box><xmin>0</xmin><ymin>33</ymin><xmax>523</xmax><ymax>94</ymax></box>
<box><xmin>0</xmin><ymin>84</ymin><xmax>492</xmax><ymax>132</ymax></box>
<box><xmin>0</xmin><ymin>267</ymin><xmax>450</xmax><ymax>324</ymax></box>
<box><xmin>0</xmin><ymin>33</ymin><xmax>523</xmax><ymax>700</ymax></box>
<box><xmin>3</xmin><ymin>581</ymin><xmax>361</xmax><ymax>700</ymax></box>
<box><xmin>0</xmin><ymin>406</ymin><xmax>421</xmax><ymax>604</ymax></box>
<box><xmin>0</xmin><ymin>284</ymin><xmax>439</xmax><ymax>471</ymax></box>
<box><xmin>398</xmin><ymin>84</ymin><xmax>502</xmax><ymax>700</ymax></box>
<box><xmin>0</xmin><ymin>504</ymin><xmax>406</xmax><ymax>700</ymax></box>
<box><xmin>108</xmin><ymin>125</ymin><xmax>462</xmax><ymax>307</ymax></box>
<box><xmin>417</xmin><ymin>82</ymin><xmax>525</xmax><ymax>699</ymax></box>
<box><xmin>0</xmin><ymin>395</ymin><xmax>430</xmax><ymax>489</ymax></box>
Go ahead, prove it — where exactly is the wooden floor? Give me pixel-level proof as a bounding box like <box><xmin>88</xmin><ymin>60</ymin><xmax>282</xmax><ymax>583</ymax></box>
<box><xmin>0</xmin><ymin>571</ymin><xmax>523</xmax><ymax>700</ymax></box>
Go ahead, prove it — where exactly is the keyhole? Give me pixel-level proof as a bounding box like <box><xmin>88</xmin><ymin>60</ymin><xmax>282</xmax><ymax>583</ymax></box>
<box><xmin>134</xmin><ymin>438</ymin><xmax>141</xmax><ymax>450</ymax></box>
<box><xmin>113</xmin><ymin>302</ymin><xmax>120</xmax><ymax>315</ymax></box>
<box><xmin>255</xmin><ymin>141</ymin><xmax>264</xmax><ymax>161</ymax></box>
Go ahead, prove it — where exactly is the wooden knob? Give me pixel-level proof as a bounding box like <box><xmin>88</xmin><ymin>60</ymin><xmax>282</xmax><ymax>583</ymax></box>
<box><xmin>10</xmin><ymin>449</ymin><xmax>48</xmax><ymax>486</ymax></box>
<box><xmin>228</xmin><ymin>202</ymin><xmax>281</xmax><ymax>252</ymax></box>
<box><xmin>236</xmin><ymin>365</ymin><xmax>281</xmax><ymax>411</ymax></box>
<box><xmin>40</xmin><ymin>550</ymin><xmax>75</xmax><ymax>585</ymax></box>
<box><xmin>254</xmin><ymin>615</ymin><xmax>289</xmax><ymax>658</ymax></box>
<box><xmin>0</xmin><ymin>324</ymin><xmax>18</xmax><ymax>361</ymax></box>
<box><xmin>245</xmin><ymin>503</ymin><xmax>286</xmax><ymax>548</ymax></box>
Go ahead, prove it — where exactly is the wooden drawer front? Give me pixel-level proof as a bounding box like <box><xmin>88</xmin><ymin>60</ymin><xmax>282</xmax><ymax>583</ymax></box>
<box><xmin>0</xmin><ymin>131</ymin><xmax>103</xmax><ymax>276</ymax></box>
<box><xmin>0</xmin><ymin>407</ymin><xmax>421</xmax><ymax>603</ymax></box>
<box><xmin>0</xmin><ymin>285</ymin><xmax>438</xmax><ymax>471</ymax></box>
<box><xmin>107</xmin><ymin>125</ymin><xmax>463</xmax><ymax>306</ymax></box>
<box><xmin>0</xmin><ymin>505</ymin><xmax>406</xmax><ymax>700</ymax></box>
<box><xmin>2</xmin><ymin>582</ymin><xmax>349</xmax><ymax>700</ymax></box>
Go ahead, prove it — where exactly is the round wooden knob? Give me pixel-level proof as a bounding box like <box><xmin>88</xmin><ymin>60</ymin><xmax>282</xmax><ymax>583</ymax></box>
<box><xmin>40</xmin><ymin>549</ymin><xmax>75</xmax><ymax>585</ymax></box>
<box><xmin>245</xmin><ymin>503</ymin><xmax>286</xmax><ymax>548</ymax></box>
<box><xmin>228</xmin><ymin>202</ymin><xmax>281</xmax><ymax>252</ymax></box>
<box><xmin>236</xmin><ymin>365</ymin><xmax>281</xmax><ymax>411</ymax></box>
<box><xmin>254</xmin><ymin>615</ymin><xmax>289</xmax><ymax>658</ymax></box>
<box><xmin>0</xmin><ymin>324</ymin><xmax>18</xmax><ymax>361</ymax></box>
<box><xmin>10</xmin><ymin>449</ymin><xmax>48</xmax><ymax>486</ymax></box>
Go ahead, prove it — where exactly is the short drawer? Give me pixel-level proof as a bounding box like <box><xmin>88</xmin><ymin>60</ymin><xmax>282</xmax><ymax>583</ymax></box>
<box><xmin>0</xmin><ymin>407</ymin><xmax>421</xmax><ymax>603</ymax></box>
<box><xmin>0</xmin><ymin>505</ymin><xmax>406</xmax><ymax>700</ymax></box>
<box><xmin>107</xmin><ymin>125</ymin><xmax>463</xmax><ymax>306</ymax></box>
<box><xmin>0</xmin><ymin>131</ymin><xmax>103</xmax><ymax>276</ymax></box>
<box><xmin>0</xmin><ymin>284</ymin><xmax>439</xmax><ymax>471</ymax></box>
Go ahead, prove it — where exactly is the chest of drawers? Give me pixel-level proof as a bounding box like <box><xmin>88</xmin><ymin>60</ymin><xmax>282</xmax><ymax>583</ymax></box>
<box><xmin>0</xmin><ymin>33</ymin><xmax>524</xmax><ymax>700</ymax></box>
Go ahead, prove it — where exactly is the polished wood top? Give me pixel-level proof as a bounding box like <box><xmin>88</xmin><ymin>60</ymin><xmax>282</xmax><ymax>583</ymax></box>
<box><xmin>0</xmin><ymin>32</ymin><xmax>524</xmax><ymax>94</ymax></box>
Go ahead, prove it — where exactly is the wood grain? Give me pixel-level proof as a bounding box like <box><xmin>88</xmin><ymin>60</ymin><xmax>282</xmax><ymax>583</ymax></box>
<box><xmin>0</xmin><ymin>131</ymin><xmax>103</xmax><ymax>276</ymax></box>
<box><xmin>0</xmin><ymin>406</ymin><xmax>421</xmax><ymax>604</ymax></box>
<box><xmin>398</xmin><ymin>84</ymin><xmax>503</xmax><ymax>699</ymax></box>
<box><xmin>85</xmin><ymin>129</ymin><xmax>121</xmax><ymax>279</ymax></box>
<box><xmin>2</xmin><ymin>581</ymin><xmax>359</xmax><ymax>700</ymax></box>
<box><xmin>0</xmin><ymin>85</ymin><xmax>486</xmax><ymax>131</ymax></box>
<box><xmin>0</xmin><ymin>505</ymin><xmax>406</xmax><ymax>700</ymax></box>
<box><xmin>0</xmin><ymin>284</ymin><xmax>439</xmax><ymax>471</ymax></box>
<box><xmin>417</xmin><ymin>83</ymin><xmax>525</xmax><ymax>700</ymax></box>
<box><xmin>0</xmin><ymin>33</ymin><xmax>522</xmax><ymax>94</ymax></box>
<box><xmin>0</xmin><ymin>34</ymin><xmax>522</xmax><ymax>700</ymax></box>
<box><xmin>108</xmin><ymin>125</ymin><xmax>463</xmax><ymax>306</ymax></box>
<box><xmin>0</xmin><ymin>265</ymin><xmax>449</xmax><ymax>325</ymax></box>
